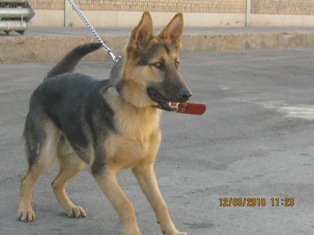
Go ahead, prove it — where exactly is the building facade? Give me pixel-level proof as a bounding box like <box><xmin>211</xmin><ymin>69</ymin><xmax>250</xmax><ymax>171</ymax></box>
<box><xmin>27</xmin><ymin>0</ymin><xmax>314</xmax><ymax>27</ymax></box>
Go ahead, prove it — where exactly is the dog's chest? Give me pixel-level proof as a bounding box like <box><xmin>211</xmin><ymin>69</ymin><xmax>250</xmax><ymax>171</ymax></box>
<box><xmin>105</xmin><ymin>108</ymin><xmax>161</xmax><ymax>170</ymax></box>
<box><xmin>101</xmin><ymin>87</ymin><xmax>162</xmax><ymax>169</ymax></box>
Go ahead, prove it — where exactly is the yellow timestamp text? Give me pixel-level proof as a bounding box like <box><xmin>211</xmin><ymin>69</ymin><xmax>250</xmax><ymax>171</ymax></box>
<box><xmin>219</xmin><ymin>197</ymin><xmax>295</xmax><ymax>207</ymax></box>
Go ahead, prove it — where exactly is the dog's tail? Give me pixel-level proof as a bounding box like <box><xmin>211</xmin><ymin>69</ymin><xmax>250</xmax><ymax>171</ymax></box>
<box><xmin>45</xmin><ymin>43</ymin><xmax>102</xmax><ymax>79</ymax></box>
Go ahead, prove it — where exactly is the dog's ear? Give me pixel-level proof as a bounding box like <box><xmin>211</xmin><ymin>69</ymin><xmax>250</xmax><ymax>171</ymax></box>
<box><xmin>128</xmin><ymin>11</ymin><xmax>153</xmax><ymax>53</ymax></box>
<box><xmin>159</xmin><ymin>13</ymin><xmax>183</xmax><ymax>48</ymax></box>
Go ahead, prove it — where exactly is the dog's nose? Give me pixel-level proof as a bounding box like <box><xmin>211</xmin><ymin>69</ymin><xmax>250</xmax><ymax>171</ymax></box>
<box><xmin>179</xmin><ymin>87</ymin><xmax>192</xmax><ymax>101</ymax></box>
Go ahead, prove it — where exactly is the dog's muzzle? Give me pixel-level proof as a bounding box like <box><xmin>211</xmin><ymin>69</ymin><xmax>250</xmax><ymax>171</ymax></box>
<box><xmin>178</xmin><ymin>87</ymin><xmax>192</xmax><ymax>102</ymax></box>
<box><xmin>147</xmin><ymin>87</ymin><xmax>192</xmax><ymax>111</ymax></box>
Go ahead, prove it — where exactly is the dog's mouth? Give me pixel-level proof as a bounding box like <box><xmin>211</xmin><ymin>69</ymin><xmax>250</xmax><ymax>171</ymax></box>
<box><xmin>147</xmin><ymin>88</ymin><xmax>179</xmax><ymax>112</ymax></box>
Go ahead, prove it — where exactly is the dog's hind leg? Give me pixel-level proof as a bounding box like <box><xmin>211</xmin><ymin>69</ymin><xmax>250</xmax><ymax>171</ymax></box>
<box><xmin>18</xmin><ymin>117</ymin><xmax>58</xmax><ymax>222</ymax></box>
<box><xmin>51</xmin><ymin>149</ymin><xmax>86</xmax><ymax>218</ymax></box>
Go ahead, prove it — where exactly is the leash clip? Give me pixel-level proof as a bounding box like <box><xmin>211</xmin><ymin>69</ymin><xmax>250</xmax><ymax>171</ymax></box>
<box><xmin>68</xmin><ymin>0</ymin><xmax>121</xmax><ymax>63</ymax></box>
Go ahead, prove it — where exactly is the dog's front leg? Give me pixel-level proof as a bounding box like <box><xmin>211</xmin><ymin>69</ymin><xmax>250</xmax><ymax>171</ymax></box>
<box><xmin>133</xmin><ymin>164</ymin><xmax>187</xmax><ymax>235</ymax></box>
<box><xmin>93</xmin><ymin>170</ymin><xmax>142</xmax><ymax>235</ymax></box>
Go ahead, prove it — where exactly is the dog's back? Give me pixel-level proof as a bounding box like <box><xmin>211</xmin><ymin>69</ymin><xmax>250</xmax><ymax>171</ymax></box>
<box><xmin>24</xmin><ymin>43</ymin><xmax>114</xmax><ymax>167</ymax></box>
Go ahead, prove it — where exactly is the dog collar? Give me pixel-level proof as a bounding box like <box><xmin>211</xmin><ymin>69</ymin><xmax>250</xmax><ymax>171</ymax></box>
<box><xmin>154</xmin><ymin>102</ymin><xmax>206</xmax><ymax>115</ymax></box>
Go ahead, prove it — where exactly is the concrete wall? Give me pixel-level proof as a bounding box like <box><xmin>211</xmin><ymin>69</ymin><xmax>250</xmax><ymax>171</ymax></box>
<box><xmin>27</xmin><ymin>0</ymin><xmax>314</xmax><ymax>27</ymax></box>
<box><xmin>250</xmin><ymin>0</ymin><xmax>314</xmax><ymax>26</ymax></box>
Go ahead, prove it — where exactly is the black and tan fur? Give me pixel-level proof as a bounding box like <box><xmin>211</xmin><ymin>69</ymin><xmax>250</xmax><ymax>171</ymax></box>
<box><xmin>17</xmin><ymin>12</ymin><xmax>191</xmax><ymax>235</ymax></box>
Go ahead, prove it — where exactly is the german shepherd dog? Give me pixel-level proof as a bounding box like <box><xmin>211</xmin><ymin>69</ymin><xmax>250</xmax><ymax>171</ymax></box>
<box><xmin>17</xmin><ymin>12</ymin><xmax>191</xmax><ymax>235</ymax></box>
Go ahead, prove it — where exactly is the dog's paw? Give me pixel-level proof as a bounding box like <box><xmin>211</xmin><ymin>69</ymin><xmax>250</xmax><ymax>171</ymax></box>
<box><xmin>65</xmin><ymin>206</ymin><xmax>86</xmax><ymax>218</ymax></box>
<box><xmin>17</xmin><ymin>208</ymin><xmax>35</xmax><ymax>222</ymax></box>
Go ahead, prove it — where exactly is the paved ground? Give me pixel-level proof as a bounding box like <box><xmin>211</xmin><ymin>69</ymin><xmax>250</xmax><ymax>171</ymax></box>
<box><xmin>1</xmin><ymin>49</ymin><xmax>314</xmax><ymax>235</ymax></box>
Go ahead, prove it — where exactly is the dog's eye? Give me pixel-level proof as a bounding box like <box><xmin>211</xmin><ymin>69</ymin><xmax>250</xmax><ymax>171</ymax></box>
<box><xmin>154</xmin><ymin>62</ymin><xmax>162</xmax><ymax>68</ymax></box>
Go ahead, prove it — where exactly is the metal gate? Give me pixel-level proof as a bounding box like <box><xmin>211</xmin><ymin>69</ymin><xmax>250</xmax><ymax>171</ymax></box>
<box><xmin>0</xmin><ymin>0</ymin><xmax>35</xmax><ymax>35</ymax></box>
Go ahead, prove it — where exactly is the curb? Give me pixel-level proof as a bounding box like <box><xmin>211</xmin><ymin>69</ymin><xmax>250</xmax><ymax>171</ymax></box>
<box><xmin>1</xmin><ymin>31</ymin><xmax>314</xmax><ymax>63</ymax></box>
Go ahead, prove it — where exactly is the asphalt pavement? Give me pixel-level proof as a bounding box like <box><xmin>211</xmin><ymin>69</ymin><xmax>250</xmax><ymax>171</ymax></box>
<box><xmin>1</xmin><ymin>48</ymin><xmax>314</xmax><ymax>235</ymax></box>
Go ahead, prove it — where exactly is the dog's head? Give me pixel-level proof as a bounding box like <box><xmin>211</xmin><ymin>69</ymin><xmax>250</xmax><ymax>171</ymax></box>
<box><xmin>119</xmin><ymin>12</ymin><xmax>192</xmax><ymax>111</ymax></box>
